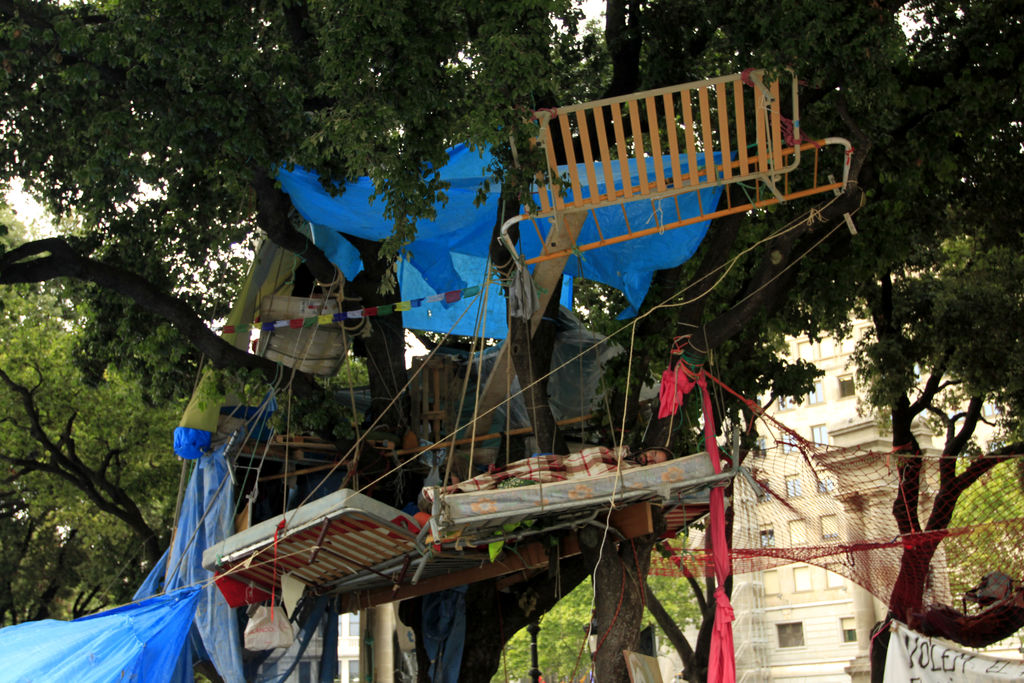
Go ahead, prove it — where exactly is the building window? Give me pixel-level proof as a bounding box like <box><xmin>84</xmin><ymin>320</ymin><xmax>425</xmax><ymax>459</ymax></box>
<box><xmin>793</xmin><ymin>566</ymin><xmax>812</xmax><ymax>592</ymax></box>
<box><xmin>811</xmin><ymin>424</ymin><xmax>828</xmax><ymax>445</ymax></box>
<box><xmin>786</xmin><ymin>476</ymin><xmax>802</xmax><ymax>497</ymax></box>
<box><xmin>826</xmin><ymin>570</ymin><xmax>845</xmax><ymax>589</ymax></box>
<box><xmin>983</xmin><ymin>402</ymin><xmax>1001</xmax><ymax>418</ymax></box>
<box><xmin>808</xmin><ymin>381</ymin><xmax>824</xmax><ymax>405</ymax></box>
<box><xmin>777</xmin><ymin>622</ymin><xmax>805</xmax><ymax>648</ymax></box>
<box><xmin>821</xmin><ymin>514</ymin><xmax>839</xmax><ymax>540</ymax></box>
<box><xmin>781</xmin><ymin>440</ymin><xmax>796</xmax><ymax>454</ymax></box>
<box><xmin>817</xmin><ymin>477</ymin><xmax>836</xmax><ymax>494</ymax></box>
<box><xmin>347</xmin><ymin>658</ymin><xmax>360</xmax><ymax>683</ymax></box>
<box><xmin>347</xmin><ymin>612</ymin><xmax>360</xmax><ymax>637</ymax></box>
<box><xmin>298</xmin><ymin>661</ymin><xmax>312</xmax><ymax>683</ymax></box>
<box><xmin>841</xmin><ymin>617</ymin><xmax>857</xmax><ymax>643</ymax></box>
<box><xmin>760</xmin><ymin>527</ymin><xmax>775</xmax><ymax>548</ymax></box>
<box><xmin>789</xmin><ymin>519</ymin><xmax>807</xmax><ymax>545</ymax></box>
<box><xmin>838</xmin><ymin>375</ymin><xmax>855</xmax><ymax>398</ymax></box>
<box><xmin>779</xmin><ymin>395</ymin><xmax>797</xmax><ymax>411</ymax></box>
<box><xmin>763</xmin><ymin>570</ymin><xmax>780</xmax><ymax>595</ymax></box>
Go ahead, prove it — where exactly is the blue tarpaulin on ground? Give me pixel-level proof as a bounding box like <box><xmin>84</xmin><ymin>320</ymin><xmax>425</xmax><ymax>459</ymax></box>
<box><xmin>0</xmin><ymin>588</ymin><xmax>200</xmax><ymax>683</ymax></box>
<box><xmin>277</xmin><ymin>145</ymin><xmax>723</xmax><ymax>333</ymax></box>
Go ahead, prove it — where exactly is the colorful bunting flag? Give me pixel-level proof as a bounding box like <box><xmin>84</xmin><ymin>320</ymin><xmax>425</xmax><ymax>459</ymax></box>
<box><xmin>220</xmin><ymin>283</ymin><xmax>485</xmax><ymax>335</ymax></box>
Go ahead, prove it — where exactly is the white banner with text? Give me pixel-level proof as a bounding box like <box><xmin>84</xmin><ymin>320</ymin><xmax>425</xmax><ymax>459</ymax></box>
<box><xmin>885</xmin><ymin>620</ymin><xmax>1024</xmax><ymax>682</ymax></box>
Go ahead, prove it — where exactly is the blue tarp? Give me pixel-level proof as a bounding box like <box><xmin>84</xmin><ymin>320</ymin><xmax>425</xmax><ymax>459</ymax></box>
<box><xmin>277</xmin><ymin>145</ymin><xmax>724</xmax><ymax>331</ymax></box>
<box><xmin>135</xmin><ymin>445</ymin><xmax>246</xmax><ymax>682</ymax></box>
<box><xmin>0</xmin><ymin>588</ymin><xmax>200</xmax><ymax>682</ymax></box>
<box><xmin>0</xmin><ymin>450</ymin><xmax>242</xmax><ymax>683</ymax></box>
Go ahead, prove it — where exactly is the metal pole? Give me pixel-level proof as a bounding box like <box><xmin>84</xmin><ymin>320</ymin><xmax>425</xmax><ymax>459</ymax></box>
<box><xmin>528</xmin><ymin>621</ymin><xmax>541</xmax><ymax>683</ymax></box>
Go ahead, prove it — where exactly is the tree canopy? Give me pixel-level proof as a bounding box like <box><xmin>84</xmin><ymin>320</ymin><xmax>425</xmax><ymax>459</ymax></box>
<box><xmin>2</xmin><ymin>0</ymin><xmax>1024</xmax><ymax>681</ymax></box>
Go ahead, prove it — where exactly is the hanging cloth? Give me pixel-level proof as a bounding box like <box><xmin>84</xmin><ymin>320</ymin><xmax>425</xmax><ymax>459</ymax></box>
<box><xmin>696</xmin><ymin>372</ymin><xmax>736</xmax><ymax>683</ymax></box>
<box><xmin>507</xmin><ymin>263</ymin><xmax>539</xmax><ymax>320</ymax></box>
<box><xmin>657</xmin><ymin>344</ymin><xmax>707</xmax><ymax>420</ymax></box>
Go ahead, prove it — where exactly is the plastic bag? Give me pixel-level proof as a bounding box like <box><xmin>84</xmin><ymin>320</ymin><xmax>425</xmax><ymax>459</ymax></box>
<box><xmin>244</xmin><ymin>605</ymin><xmax>295</xmax><ymax>651</ymax></box>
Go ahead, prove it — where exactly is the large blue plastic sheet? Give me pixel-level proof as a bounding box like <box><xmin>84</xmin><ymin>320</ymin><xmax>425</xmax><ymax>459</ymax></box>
<box><xmin>135</xmin><ymin>445</ymin><xmax>246</xmax><ymax>683</ymax></box>
<box><xmin>0</xmin><ymin>587</ymin><xmax>200</xmax><ymax>683</ymax></box>
<box><xmin>277</xmin><ymin>145</ymin><xmax>723</xmax><ymax>330</ymax></box>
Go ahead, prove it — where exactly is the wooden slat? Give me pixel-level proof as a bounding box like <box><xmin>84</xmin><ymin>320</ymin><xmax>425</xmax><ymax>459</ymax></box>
<box><xmin>593</xmin><ymin>105</ymin><xmax>617</xmax><ymax>200</ymax></box>
<box><xmin>559</xmin><ymin>113</ymin><xmax>583</xmax><ymax>207</ymax></box>
<box><xmin>663</xmin><ymin>91</ymin><xmax>682</xmax><ymax>190</ymax></box>
<box><xmin>680</xmin><ymin>88</ymin><xmax>699</xmax><ymax>186</ymax></box>
<box><xmin>627</xmin><ymin>98</ymin><xmax>647</xmax><ymax>195</ymax></box>
<box><xmin>716</xmin><ymin>84</ymin><xmax>733</xmax><ymax>181</ymax></box>
<box><xmin>646</xmin><ymin>95</ymin><xmax>666</xmax><ymax>193</ymax></box>
<box><xmin>697</xmin><ymin>86</ymin><xmax>716</xmax><ymax>183</ymax></box>
<box><xmin>543</xmin><ymin>125</ymin><xmax>564</xmax><ymax>211</ymax></box>
<box><xmin>611</xmin><ymin>103</ymin><xmax>632</xmax><ymax>196</ymax></box>
<box><xmin>337</xmin><ymin>502</ymin><xmax>655</xmax><ymax>610</ymax></box>
<box><xmin>770</xmin><ymin>80</ymin><xmax>783</xmax><ymax>172</ymax></box>
<box><xmin>576</xmin><ymin>109</ymin><xmax>600</xmax><ymax>204</ymax></box>
<box><xmin>754</xmin><ymin>82</ymin><xmax>768</xmax><ymax>174</ymax></box>
<box><xmin>734</xmin><ymin>79</ymin><xmax>749</xmax><ymax>175</ymax></box>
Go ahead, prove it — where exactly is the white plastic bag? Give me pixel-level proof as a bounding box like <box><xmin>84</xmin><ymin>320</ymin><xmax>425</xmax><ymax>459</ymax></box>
<box><xmin>244</xmin><ymin>605</ymin><xmax>295</xmax><ymax>651</ymax></box>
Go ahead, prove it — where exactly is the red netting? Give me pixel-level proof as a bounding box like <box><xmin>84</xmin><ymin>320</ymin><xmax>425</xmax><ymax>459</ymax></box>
<box><xmin>651</xmin><ymin>407</ymin><xmax>1024</xmax><ymax>639</ymax></box>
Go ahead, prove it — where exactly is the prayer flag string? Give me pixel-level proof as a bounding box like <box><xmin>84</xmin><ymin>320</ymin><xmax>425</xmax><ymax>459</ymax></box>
<box><xmin>220</xmin><ymin>284</ymin><xmax>482</xmax><ymax>335</ymax></box>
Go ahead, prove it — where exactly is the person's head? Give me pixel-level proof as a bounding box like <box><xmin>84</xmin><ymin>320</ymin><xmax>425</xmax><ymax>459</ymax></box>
<box><xmin>637</xmin><ymin>448</ymin><xmax>670</xmax><ymax>465</ymax></box>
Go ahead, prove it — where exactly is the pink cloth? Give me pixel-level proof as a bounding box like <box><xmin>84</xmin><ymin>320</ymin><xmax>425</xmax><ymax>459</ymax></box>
<box><xmin>698</xmin><ymin>374</ymin><xmax>736</xmax><ymax>683</ymax></box>
<box><xmin>658</xmin><ymin>364</ymin><xmax>696</xmax><ymax>419</ymax></box>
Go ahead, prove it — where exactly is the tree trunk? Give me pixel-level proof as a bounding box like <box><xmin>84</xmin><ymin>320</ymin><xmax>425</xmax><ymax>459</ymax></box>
<box><xmin>579</xmin><ymin>524</ymin><xmax>658</xmax><ymax>682</ymax></box>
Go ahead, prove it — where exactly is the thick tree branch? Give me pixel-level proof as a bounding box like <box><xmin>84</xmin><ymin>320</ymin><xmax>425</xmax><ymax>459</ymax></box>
<box><xmin>644</xmin><ymin>580</ymin><xmax>695</xmax><ymax>663</ymax></box>
<box><xmin>703</xmin><ymin>182</ymin><xmax>865</xmax><ymax>350</ymax></box>
<box><xmin>0</xmin><ymin>237</ymin><xmax>323</xmax><ymax>400</ymax></box>
<box><xmin>250</xmin><ymin>169</ymin><xmax>338</xmax><ymax>285</ymax></box>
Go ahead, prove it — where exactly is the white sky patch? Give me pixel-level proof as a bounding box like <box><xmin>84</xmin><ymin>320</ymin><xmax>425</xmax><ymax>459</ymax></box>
<box><xmin>579</xmin><ymin>0</ymin><xmax>605</xmax><ymax>22</ymax></box>
<box><xmin>4</xmin><ymin>179</ymin><xmax>57</xmax><ymax>238</ymax></box>
<box><xmin>405</xmin><ymin>330</ymin><xmax>428</xmax><ymax>369</ymax></box>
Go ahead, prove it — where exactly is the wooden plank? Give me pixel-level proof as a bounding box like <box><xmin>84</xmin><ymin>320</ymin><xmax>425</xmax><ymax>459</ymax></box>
<box><xmin>754</xmin><ymin>82</ymin><xmax>768</xmax><ymax>174</ymax></box>
<box><xmin>576</xmin><ymin>109</ymin><xmax>600</xmax><ymax>205</ymax></box>
<box><xmin>716</xmin><ymin>84</ymin><xmax>733</xmax><ymax>181</ymax></box>
<box><xmin>680</xmin><ymin>89</ymin><xmax>699</xmax><ymax>186</ymax></box>
<box><xmin>611</xmin><ymin>103</ymin><xmax>632</xmax><ymax>196</ymax></box>
<box><xmin>646</xmin><ymin>95</ymin><xmax>666</xmax><ymax>193</ymax></box>
<box><xmin>609</xmin><ymin>501</ymin><xmax>654</xmax><ymax>538</ymax></box>
<box><xmin>473</xmin><ymin>212</ymin><xmax>587</xmax><ymax>427</ymax></box>
<box><xmin>593</xmin><ymin>105</ymin><xmax>617</xmax><ymax>201</ymax></box>
<box><xmin>627</xmin><ymin>98</ymin><xmax>648</xmax><ymax>195</ymax></box>
<box><xmin>734</xmin><ymin>79</ymin><xmax>749</xmax><ymax>175</ymax></box>
<box><xmin>663</xmin><ymin>91</ymin><xmax>682</xmax><ymax>190</ymax></box>
<box><xmin>697</xmin><ymin>86</ymin><xmax>717</xmax><ymax>183</ymax></box>
<box><xmin>770</xmin><ymin>80</ymin><xmax>783</xmax><ymax>172</ymax></box>
<box><xmin>543</xmin><ymin>124</ymin><xmax>564</xmax><ymax>211</ymax></box>
<box><xmin>559</xmin><ymin>113</ymin><xmax>583</xmax><ymax>207</ymax></box>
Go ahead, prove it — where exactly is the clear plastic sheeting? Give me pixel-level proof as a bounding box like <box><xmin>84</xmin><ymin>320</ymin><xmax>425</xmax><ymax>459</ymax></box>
<box><xmin>0</xmin><ymin>588</ymin><xmax>200</xmax><ymax>683</ymax></box>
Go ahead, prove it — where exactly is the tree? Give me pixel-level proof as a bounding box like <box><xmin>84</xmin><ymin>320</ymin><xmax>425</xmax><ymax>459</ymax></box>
<box><xmin>4</xmin><ymin>1</ymin><xmax>1022</xmax><ymax>682</ymax></box>
<box><xmin>0</xmin><ymin>209</ymin><xmax>180</xmax><ymax>623</ymax></box>
<box><xmin>493</xmin><ymin>573</ymin><xmax>702</xmax><ymax>682</ymax></box>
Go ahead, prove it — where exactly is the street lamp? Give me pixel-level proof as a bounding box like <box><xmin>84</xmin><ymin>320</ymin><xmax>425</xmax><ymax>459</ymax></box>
<box><xmin>528</xmin><ymin>621</ymin><xmax>541</xmax><ymax>683</ymax></box>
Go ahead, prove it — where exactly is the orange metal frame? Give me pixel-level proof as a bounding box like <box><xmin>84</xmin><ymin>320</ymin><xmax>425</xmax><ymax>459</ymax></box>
<box><xmin>512</xmin><ymin>70</ymin><xmax>852</xmax><ymax>266</ymax></box>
